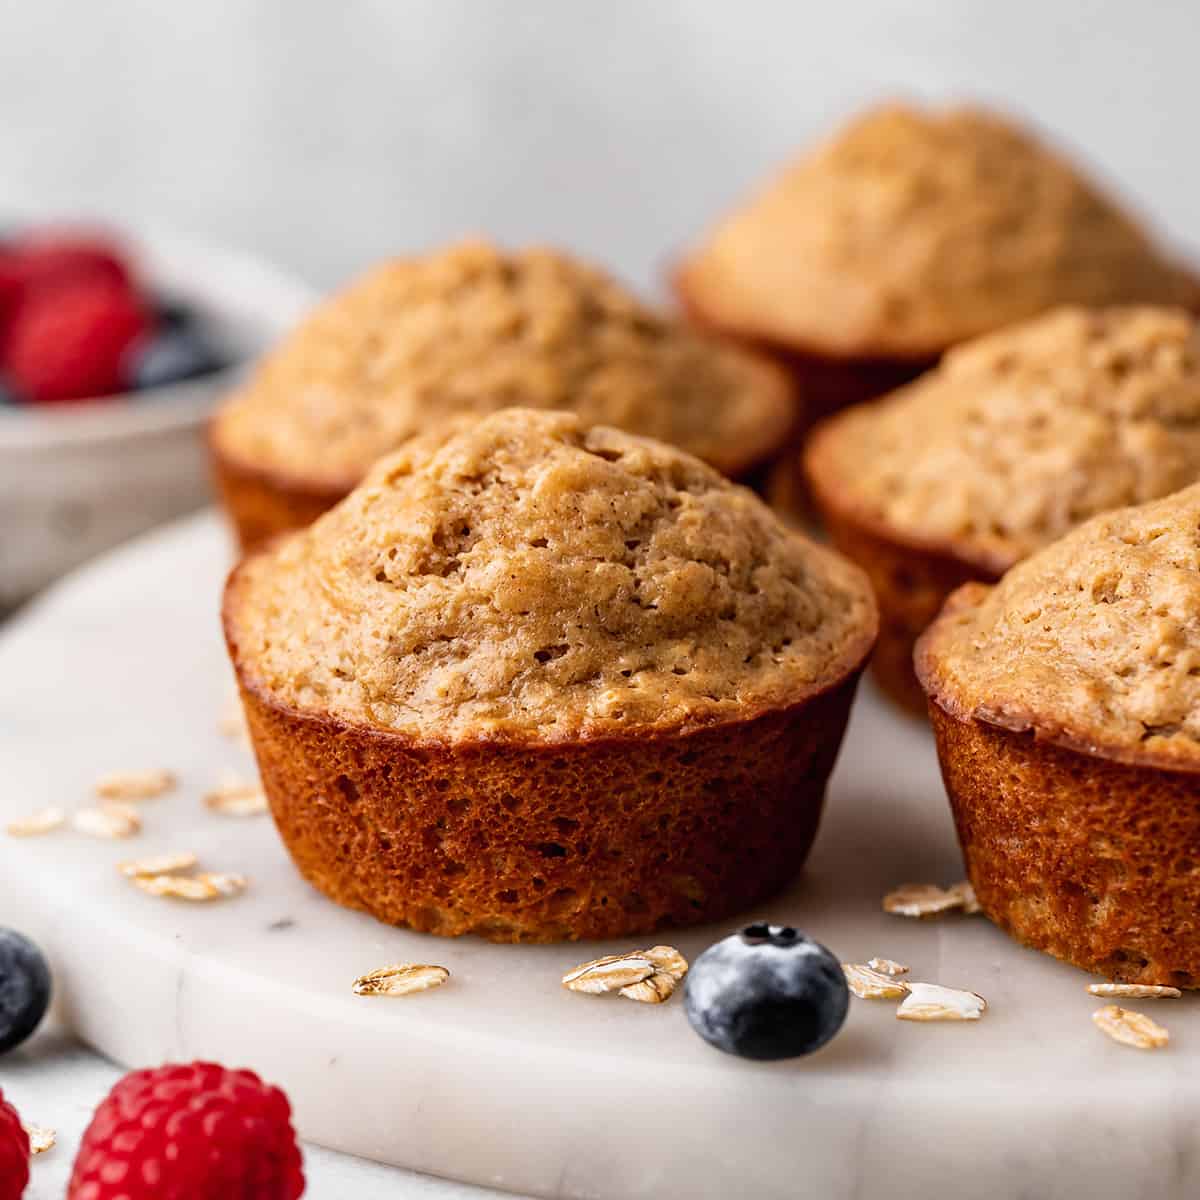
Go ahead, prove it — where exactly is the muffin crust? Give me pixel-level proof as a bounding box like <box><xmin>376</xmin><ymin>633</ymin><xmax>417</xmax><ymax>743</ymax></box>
<box><xmin>225</xmin><ymin>410</ymin><xmax>876</xmax><ymax>940</ymax></box>
<box><xmin>916</xmin><ymin>484</ymin><xmax>1200</xmax><ymax>768</ymax></box>
<box><xmin>230</xmin><ymin>409</ymin><xmax>875</xmax><ymax>742</ymax></box>
<box><xmin>235</xmin><ymin>674</ymin><xmax>862</xmax><ymax>942</ymax></box>
<box><xmin>213</xmin><ymin>240</ymin><xmax>794</xmax><ymax>494</ymax></box>
<box><xmin>810</xmin><ymin>306</ymin><xmax>1200</xmax><ymax>571</ymax></box>
<box><xmin>806</xmin><ymin>306</ymin><xmax>1200</xmax><ymax>712</ymax></box>
<box><xmin>927</xmin><ymin>702</ymin><xmax>1200</xmax><ymax>987</ymax></box>
<box><xmin>918</xmin><ymin>487</ymin><xmax>1200</xmax><ymax>985</ymax></box>
<box><xmin>678</xmin><ymin>104</ymin><xmax>1194</xmax><ymax>360</ymax></box>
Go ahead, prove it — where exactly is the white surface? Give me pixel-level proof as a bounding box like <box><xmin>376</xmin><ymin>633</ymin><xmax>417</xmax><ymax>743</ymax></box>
<box><xmin>0</xmin><ymin>227</ymin><xmax>314</xmax><ymax>607</ymax></box>
<box><xmin>2</xmin><ymin>511</ymin><xmax>1198</xmax><ymax>1198</ymax></box>
<box><xmin>0</xmin><ymin>2</ymin><xmax>1196</xmax><ymax>296</ymax></box>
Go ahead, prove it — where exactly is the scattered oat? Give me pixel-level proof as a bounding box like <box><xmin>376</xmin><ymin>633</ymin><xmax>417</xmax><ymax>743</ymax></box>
<box><xmin>883</xmin><ymin>883</ymin><xmax>968</xmax><ymax>918</ymax></box>
<box><xmin>22</xmin><ymin>1124</ymin><xmax>55</xmax><ymax>1155</ymax></box>
<box><xmin>117</xmin><ymin>852</ymin><xmax>199</xmax><ymax>880</ymax></box>
<box><xmin>563</xmin><ymin>951</ymin><xmax>655</xmax><ymax>995</ymax></box>
<box><xmin>72</xmin><ymin>803</ymin><xmax>141</xmax><ymax>839</ymax></box>
<box><xmin>203</xmin><ymin>872</ymin><xmax>247</xmax><ymax>897</ymax></box>
<box><xmin>843</xmin><ymin>964</ymin><xmax>911</xmax><ymax>1000</ymax></box>
<box><xmin>949</xmin><ymin>880</ymin><xmax>981</xmax><ymax>914</ymax></box>
<box><xmin>562</xmin><ymin>945</ymin><xmax>688</xmax><ymax>1002</ymax></box>
<box><xmin>94</xmin><ymin>769</ymin><xmax>176</xmax><ymax>801</ymax></box>
<box><xmin>1093</xmin><ymin>1005</ymin><xmax>1170</xmax><ymax>1049</ymax></box>
<box><xmin>618</xmin><ymin>946</ymin><xmax>689</xmax><ymax>1004</ymax></box>
<box><xmin>643</xmin><ymin>945</ymin><xmax>688</xmax><ymax>979</ymax></box>
<box><xmin>897</xmin><ymin>982</ymin><xmax>987</xmax><ymax>1022</ymax></box>
<box><xmin>618</xmin><ymin>973</ymin><xmax>678</xmax><ymax>1003</ymax></box>
<box><xmin>6</xmin><ymin>807</ymin><xmax>66</xmax><ymax>838</ymax></box>
<box><xmin>1087</xmin><ymin>983</ymin><xmax>1181</xmax><ymax>1000</ymax></box>
<box><xmin>204</xmin><ymin>779</ymin><xmax>268</xmax><ymax>817</ymax></box>
<box><xmin>867</xmin><ymin>957</ymin><xmax>910</xmax><ymax>977</ymax></box>
<box><xmin>132</xmin><ymin>874</ymin><xmax>208</xmax><ymax>900</ymax></box>
<box><xmin>352</xmin><ymin>963</ymin><xmax>449</xmax><ymax>997</ymax></box>
<box><xmin>132</xmin><ymin>872</ymin><xmax>246</xmax><ymax>901</ymax></box>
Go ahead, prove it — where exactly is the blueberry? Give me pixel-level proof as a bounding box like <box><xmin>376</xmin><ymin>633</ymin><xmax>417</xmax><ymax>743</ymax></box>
<box><xmin>683</xmin><ymin>923</ymin><xmax>848</xmax><ymax>1060</ymax></box>
<box><xmin>126</xmin><ymin>326</ymin><xmax>227</xmax><ymax>391</ymax></box>
<box><xmin>0</xmin><ymin>928</ymin><xmax>51</xmax><ymax>1054</ymax></box>
<box><xmin>153</xmin><ymin>296</ymin><xmax>197</xmax><ymax>332</ymax></box>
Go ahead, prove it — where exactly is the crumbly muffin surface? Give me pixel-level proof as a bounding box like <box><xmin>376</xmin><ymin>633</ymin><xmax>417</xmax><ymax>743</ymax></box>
<box><xmin>228</xmin><ymin>410</ymin><xmax>876</xmax><ymax>741</ymax></box>
<box><xmin>214</xmin><ymin>240</ymin><xmax>792</xmax><ymax>487</ymax></box>
<box><xmin>917</xmin><ymin>484</ymin><xmax>1200</xmax><ymax>765</ymax></box>
<box><xmin>811</xmin><ymin>307</ymin><xmax>1200</xmax><ymax>569</ymax></box>
<box><xmin>680</xmin><ymin>104</ymin><xmax>1192</xmax><ymax>358</ymax></box>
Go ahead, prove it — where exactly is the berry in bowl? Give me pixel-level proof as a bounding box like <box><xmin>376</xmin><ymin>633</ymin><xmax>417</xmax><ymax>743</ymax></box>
<box><xmin>0</xmin><ymin>223</ymin><xmax>314</xmax><ymax>609</ymax></box>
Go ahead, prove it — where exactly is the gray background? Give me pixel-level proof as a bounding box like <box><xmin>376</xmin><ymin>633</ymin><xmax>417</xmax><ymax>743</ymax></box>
<box><xmin>2</xmin><ymin>0</ymin><xmax>1196</xmax><ymax>295</ymax></box>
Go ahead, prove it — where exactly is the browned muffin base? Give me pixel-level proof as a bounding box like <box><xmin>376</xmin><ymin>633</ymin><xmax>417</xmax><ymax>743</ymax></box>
<box><xmin>929</xmin><ymin>701</ymin><xmax>1200</xmax><ymax>987</ymax></box>
<box><xmin>823</xmin><ymin>510</ymin><xmax>992</xmax><ymax>714</ymax></box>
<box><xmin>770</xmin><ymin>345</ymin><xmax>932</xmax><ymax>429</ymax></box>
<box><xmin>674</xmin><ymin>266</ymin><xmax>931</xmax><ymax>512</ymax></box>
<box><xmin>210</xmin><ymin>436</ymin><xmax>347</xmax><ymax>553</ymax></box>
<box><xmin>673</xmin><ymin>264</ymin><xmax>932</xmax><ymax>428</ymax></box>
<box><xmin>236</xmin><ymin>672</ymin><xmax>863</xmax><ymax>943</ymax></box>
<box><xmin>803</xmin><ymin>455</ymin><xmax>999</xmax><ymax>714</ymax></box>
<box><xmin>732</xmin><ymin>349</ymin><xmax>931</xmax><ymax>509</ymax></box>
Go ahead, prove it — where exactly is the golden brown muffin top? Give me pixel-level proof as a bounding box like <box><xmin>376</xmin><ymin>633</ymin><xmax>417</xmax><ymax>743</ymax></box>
<box><xmin>227</xmin><ymin>409</ymin><xmax>876</xmax><ymax>742</ymax></box>
<box><xmin>678</xmin><ymin>104</ymin><xmax>1193</xmax><ymax>359</ymax></box>
<box><xmin>213</xmin><ymin>240</ymin><xmax>794</xmax><ymax>488</ymax></box>
<box><xmin>916</xmin><ymin>484</ymin><xmax>1200</xmax><ymax>767</ymax></box>
<box><xmin>807</xmin><ymin>307</ymin><xmax>1200</xmax><ymax>572</ymax></box>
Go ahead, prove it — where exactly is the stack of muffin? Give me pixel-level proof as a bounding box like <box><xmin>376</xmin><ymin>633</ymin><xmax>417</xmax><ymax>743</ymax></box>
<box><xmin>215</xmin><ymin>101</ymin><xmax>1200</xmax><ymax>988</ymax></box>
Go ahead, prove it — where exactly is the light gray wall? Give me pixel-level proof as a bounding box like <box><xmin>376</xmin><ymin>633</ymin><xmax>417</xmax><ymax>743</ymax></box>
<box><xmin>1</xmin><ymin>0</ymin><xmax>1195</xmax><ymax>295</ymax></box>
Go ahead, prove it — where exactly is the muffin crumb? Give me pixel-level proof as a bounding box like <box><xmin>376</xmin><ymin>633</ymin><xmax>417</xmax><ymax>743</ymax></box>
<box><xmin>917</xmin><ymin>482</ymin><xmax>1200</xmax><ymax>765</ymax></box>
<box><xmin>810</xmin><ymin>306</ymin><xmax>1200</xmax><ymax>569</ymax></box>
<box><xmin>227</xmin><ymin>409</ymin><xmax>875</xmax><ymax>741</ymax></box>
<box><xmin>680</xmin><ymin>105</ymin><xmax>1192</xmax><ymax>358</ymax></box>
<box><xmin>215</xmin><ymin>240</ymin><xmax>793</xmax><ymax>489</ymax></box>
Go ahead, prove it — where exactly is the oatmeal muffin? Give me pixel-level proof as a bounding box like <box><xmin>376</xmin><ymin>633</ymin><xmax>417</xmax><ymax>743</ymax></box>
<box><xmin>916</xmin><ymin>485</ymin><xmax>1200</xmax><ymax>986</ymax></box>
<box><xmin>210</xmin><ymin>240</ymin><xmax>796</xmax><ymax>550</ymax></box>
<box><xmin>676</xmin><ymin>103</ymin><xmax>1197</xmax><ymax>433</ymax></box>
<box><xmin>223</xmin><ymin>409</ymin><xmax>876</xmax><ymax>942</ymax></box>
<box><xmin>805</xmin><ymin>306</ymin><xmax>1200</xmax><ymax>711</ymax></box>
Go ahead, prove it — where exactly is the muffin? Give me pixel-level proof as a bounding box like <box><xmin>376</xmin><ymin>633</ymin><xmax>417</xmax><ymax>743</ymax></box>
<box><xmin>916</xmin><ymin>486</ymin><xmax>1200</xmax><ymax>986</ymax></box>
<box><xmin>210</xmin><ymin>240</ymin><xmax>796</xmax><ymax>550</ymax></box>
<box><xmin>223</xmin><ymin>408</ymin><xmax>877</xmax><ymax>943</ymax></box>
<box><xmin>805</xmin><ymin>306</ymin><xmax>1200</xmax><ymax>712</ymax></box>
<box><xmin>675</xmin><ymin>103</ymin><xmax>1197</xmax><ymax>433</ymax></box>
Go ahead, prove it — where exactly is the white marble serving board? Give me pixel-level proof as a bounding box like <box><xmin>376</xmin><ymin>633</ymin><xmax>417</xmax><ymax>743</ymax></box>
<box><xmin>1</xmin><ymin>512</ymin><xmax>1197</xmax><ymax>1200</ymax></box>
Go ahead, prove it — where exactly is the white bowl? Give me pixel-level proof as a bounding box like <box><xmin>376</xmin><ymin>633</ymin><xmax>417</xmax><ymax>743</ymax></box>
<box><xmin>0</xmin><ymin>228</ymin><xmax>315</xmax><ymax>609</ymax></box>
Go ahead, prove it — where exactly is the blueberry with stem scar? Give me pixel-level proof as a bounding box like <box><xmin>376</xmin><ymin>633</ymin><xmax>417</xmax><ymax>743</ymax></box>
<box><xmin>684</xmin><ymin>923</ymin><xmax>848</xmax><ymax>1060</ymax></box>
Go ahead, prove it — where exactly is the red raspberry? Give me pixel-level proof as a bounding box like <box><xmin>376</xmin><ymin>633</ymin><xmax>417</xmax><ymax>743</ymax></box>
<box><xmin>0</xmin><ymin>1087</ymin><xmax>30</xmax><ymax>1200</ymax></box>
<box><xmin>0</xmin><ymin>233</ymin><xmax>131</xmax><ymax>352</ymax></box>
<box><xmin>0</xmin><ymin>258</ymin><xmax>22</xmax><ymax>347</ymax></box>
<box><xmin>69</xmin><ymin>1062</ymin><xmax>304</xmax><ymax>1200</ymax></box>
<box><xmin>6</xmin><ymin>233</ymin><xmax>130</xmax><ymax>293</ymax></box>
<box><xmin>3</xmin><ymin>276</ymin><xmax>151</xmax><ymax>403</ymax></box>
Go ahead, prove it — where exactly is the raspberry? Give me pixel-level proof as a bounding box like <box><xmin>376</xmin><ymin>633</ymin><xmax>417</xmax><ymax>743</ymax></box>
<box><xmin>0</xmin><ymin>258</ymin><xmax>22</xmax><ymax>348</ymax></box>
<box><xmin>0</xmin><ymin>1087</ymin><xmax>30</xmax><ymax>1200</ymax></box>
<box><xmin>68</xmin><ymin>1062</ymin><xmax>304</xmax><ymax>1200</ymax></box>
<box><xmin>3</xmin><ymin>277</ymin><xmax>151</xmax><ymax>403</ymax></box>
<box><xmin>5</xmin><ymin>233</ymin><xmax>130</xmax><ymax>294</ymax></box>
<box><xmin>0</xmin><ymin>233</ymin><xmax>131</xmax><ymax>356</ymax></box>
